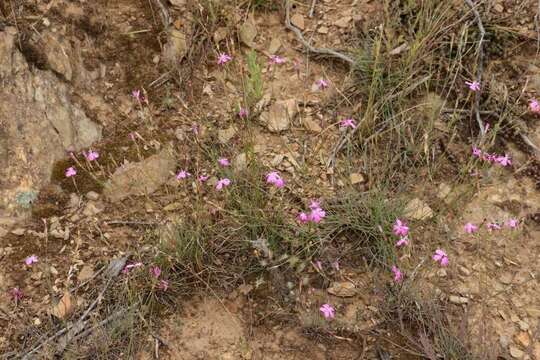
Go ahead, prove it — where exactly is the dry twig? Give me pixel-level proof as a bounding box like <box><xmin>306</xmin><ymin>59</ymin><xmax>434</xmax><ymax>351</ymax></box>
<box><xmin>309</xmin><ymin>0</ymin><xmax>317</xmax><ymax>18</ymax></box>
<box><xmin>285</xmin><ymin>0</ymin><xmax>354</xmax><ymax>65</ymax></box>
<box><xmin>464</xmin><ymin>0</ymin><xmax>486</xmax><ymax>136</ymax></box>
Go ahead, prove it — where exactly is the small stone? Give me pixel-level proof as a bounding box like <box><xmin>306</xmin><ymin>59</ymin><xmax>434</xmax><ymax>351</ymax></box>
<box><xmin>291</xmin><ymin>14</ymin><xmax>305</xmax><ymax>30</ymax></box>
<box><xmin>518</xmin><ymin>321</ymin><xmax>529</xmax><ymax>331</ymax></box>
<box><xmin>86</xmin><ymin>191</ymin><xmax>100</xmax><ymax>201</ymax></box>
<box><xmin>67</xmin><ymin>193</ymin><xmax>80</xmax><ymax>208</ymax></box>
<box><xmin>50</xmin><ymin>291</ymin><xmax>73</xmax><ymax>319</ymax></box>
<box><xmin>214</xmin><ymin>27</ymin><xmax>228</xmax><ymax>43</ymax></box>
<box><xmin>260</xmin><ymin>99</ymin><xmax>297</xmax><ymax>133</ymax></box>
<box><xmin>525</xmin><ymin>307</ymin><xmax>540</xmax><ymax>318</ymax></box>
<box><xmin>500</xmin><ymin>273</ymin><xmax>513</xmax><ymax>285</ymax></box>
<box><xmin>162</xmin><ymin>29</ymin><xmax>187</xmax><ymax>65</ymax></box>
<box><xmin>437</xmin><ymin>183</ymin><xmax>451</xmax><ymax>199</ymax></box>
<box><xmin>350</xmin><ymin>173</ymin><xmax>365</xmax><ymax>185</ymax></box>
<box><xmin>272</xmin><ymin>154</ymin><xmax>284</xmax><ymax>166</ymax></box>
<box><xmin>239</xmin><ymin>19</ymin><xmax>258</xmax><ymax>48</ymax></box>
<box><xmin>42</xmin><ymin>18</ymin><xmax>50</xmax><ymax>27</ymax></box>
<box><xmin>163</xmin><ymin>202</ymin><xmax>182</xmax><ymax>211</ymax></box>
<box><xmin>268</xmin><ymin>38</ymin><xmax>281</xmax><ymax>54</ymax></box>
<box><xmin>334</xmin><ymin>16</ymin><xmax>352</xmax><ymax>28</ymax></box>
<box><xmin>458</xmin><ymin>266</ymin><xmax>471</xmax><ymax>276</ymax></box>
<box><xmin>404</xmin><ymin>198</ymin><xmax>434</xmax><ymax>220</ymax></box>
<box><xmin>83</xmin><ymin>201</ymin><xmax>104</xmax><ymax>217</ymax></box>
<box><xmin>449</xmin><ymin>295</ymin><xmax>468</xmax><ymax>304</ymax></box>
<box><xmin>509</xmin><ymin>346</ymin><xmax>524</xmax><ymax>359</ymax></box>
<box><xmin>437</xmin><ymin>269</ymin><xmax>447</xmax><ymax>277</ymax></box>
<box><xmin>233</xmin><ymin>153</ymin><xmax>248</xmax><ymax>172</ymax></box>
<box><xmin>515</xmin><ymin>332</ymin><xmax>530</xmax><ymax>348</ymax></box>
<box><xmin>327</xmin><ymin>281</ymin><xmax>356</xmax><ymax>297</ymax></box>
<box><xmin>11</xmin><ymin>228</ymin><xmax>25</xmax><ymax>236</ymax></box>
<box><xmin>218</xmin><ymin>126</ymin><xmax>237</xmax><ymax>144</ymax></box>
<box><xmin>317</xmin><ymin>26</ymin><xmax>329</xmax><ymax>34</ymax></box>
<box><xmin>303</xmin><ymin>117</ymin><xmax>322</xmax><ymax>133</ymax></box>
<box><xmin>152</xmin><ymin>55</ymin><xmax>160</xmax><ymax>64</ymax></box>
<box><xmin>500</xmin><ymin>335</ymin><xmax>510</xmax><ymax>348</ymax></box>
<box><xmin>78</xmin><ymin>265</ymin><xmax>95</xmax><ymax>283</ymax></box>
<box><xmin>494</xmin><ymin>4</ymin><xmax>504</xmax><ymax>12</ymax></box>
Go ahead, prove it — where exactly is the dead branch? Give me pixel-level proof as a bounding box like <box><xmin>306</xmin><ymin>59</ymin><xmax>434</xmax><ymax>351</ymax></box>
<box><xmin>151</xmin><ymin>0</ymin><xmax>171</xmax><ymax>28</ymax></box>
<box><xmin>285</xmin><ymin>0</ymin><xmax>354</xmax><ymax>65</ymax></box>
<box><xmin>309</xmin><ymin>0</ymin><xmax>317</xmax><ymax>18</ymax></box>
<box><xmin>464</xmin><ymin>0</ymin><xmax>486</xmax><ymax>136</ymax></box>
<box><xmin>326</xmin><ymin>125</ymin><xmax>360</xmax><ymax>169</ymax></box>
<box><xmin>21</xmin><ymin>256</ymin><xmax>129</xmax><ymax>359</ymax></box>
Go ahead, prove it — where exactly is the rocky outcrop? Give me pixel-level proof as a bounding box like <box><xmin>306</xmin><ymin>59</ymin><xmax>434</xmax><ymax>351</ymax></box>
<box><xmin>0</xmin><ymin>27</ymin><xmax>102</xmax><ymax>219</ymax></box>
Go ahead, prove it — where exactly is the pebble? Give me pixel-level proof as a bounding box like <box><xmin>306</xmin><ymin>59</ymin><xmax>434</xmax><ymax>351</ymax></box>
<box><xmin>518</xmin><ymin>321</ymin><xmax>529</xmax><ymax>331</ymax></box>
<box><xmin>350</xmin><ymin>173</ymin><xmax>365</xmax><ymax>185</ymax></box>
<box><xmin>317</xmin><ymin>26</ymin><xmax>329</xmax><ymax>34</ymax></box>
<box><xmin>86</xmin><ymin>191</ymin><xmax>100</xmax><ymax>201</ymax></box>
<box><xmin>509</xmin><ymin>345</ymin><xmax>524</xmax><ymax>359</ymax></box>
<box><xmin>458</xmin><ymin>265</ymin><xmax>471</xmax><ymax>276</ymax></box>
<box><xmin>449</xmin><ymin>295</ymin><xmax>468</xmax><ymax>304</ymax></box>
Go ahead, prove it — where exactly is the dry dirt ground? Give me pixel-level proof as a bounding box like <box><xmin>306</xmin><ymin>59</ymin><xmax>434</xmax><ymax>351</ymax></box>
<box><xmin>1</xmin><ymin>0</ymin><xmax>540</xmax><ymax>359</ymax></box>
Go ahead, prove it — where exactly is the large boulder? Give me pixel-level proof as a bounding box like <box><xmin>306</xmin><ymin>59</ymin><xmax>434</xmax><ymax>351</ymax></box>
<box><xmin>0</xmin><ymin>27</ymin><xmax>102</xmax><ymax>219</ymax></box>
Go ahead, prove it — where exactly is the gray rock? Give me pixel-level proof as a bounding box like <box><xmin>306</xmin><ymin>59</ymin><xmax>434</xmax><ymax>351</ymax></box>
<box><xmin>233</xmin><ymin>153</ymin><xmax>248</xmax><ymax>172</ymax></box>
<box><xmin>404</xmin><ymin>198</ymin><xmax>434</xmax><ymax>220</ymax></box>
<box><xmin>162</xmin><ymin>29</ymin><xmax>187</xmax><ymax>65</ymax></box>
<box><xmin>0</xmin><ymin>27</ymin><xmax>102</xmax><ymax>217</ymax></box>
<box><xmin>260</xmin><ymin>99</ymin><xmax>297</xmax><ymax>133</ymax></box>
<box><xmin>86</xmin><ymin>191</ymin><xmax>100</xmax><ymax>201</ymax></box>
<box><xmin>103</xmin><ymin>147</ymin><xmax>176</xmax><ymax>202</ymax></box>
<box><xmin>218</xmin><ymin>126</ymin><xmax>237</xmax><ymax>144</ymax></box>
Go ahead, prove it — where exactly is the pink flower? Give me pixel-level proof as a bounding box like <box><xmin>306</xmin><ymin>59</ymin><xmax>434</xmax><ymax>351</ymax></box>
<box><xmin>395</xmin><ymin>236</ymin><xmax>409</xmax><ymax>247</ymax></box>
<box><xmin>464</xmin><ymin>222</ymin><xmax>478</xmax><ymax>234</ymax></box>
<box><xmin>269</xmin><ymin>55</ymin><xmax>286</xmax><ymax>65</ymax></box>
<box><xmin>506</xmin><ymin>218</ymin><xmax>519</xmax><ymax>229</ymax></box>
<box><xmin>309</xmin><ymin>200</ymin><xmax>321</xmax><ymax>210</ymax></box>
<box><xmin>297</xmin><ymin>212</ymin><xmax>309</xmax><ymax>224</ymax></box>
<box><xmin>9</xmin><ymin>287</ymin><xmax>23</xmax><ymax>301</ymax></box>
<box><xmin>176</xmin><ymin>170</ymin><xmax>191</xmax><ymax>180</ymax></box>
<box><xmin>432</xmin><ymin>249</ymin><xmax>449</xmax><ymax>267</ymax></box>
<box><xmin>238</xmin><ymin>108</ymin><xmax>249</xmax><ymax>119</ymax></box>
<box><xmin>465</xmin><ymin>80</ymin><xmax>480</xmax><ymax>92</ymax></box>
<box><xmin>191</xmin><ymin>123</ymin><xmax>199</xmax><ymax>135</ymax></box>
<box><xmin>150</xmin><ymin>266</ymin><xmax>161</xmax><ymax>278</ymax></box>
<box><xmin>393</xmin><ymin>219</ymin><xmax>409</xmax><ymax>237</ymax></box>
<box><xmin>487</xmin><ymin>222</ymin><xmax>501</xmax><ymax>231</ymax></box>
<box><xmin>216</xmin><ymin>178</ymin><xmax>231</xmax><ymax>191</ymax></box>
<box><xmin>217</xmin><ymin>53</ymin><xmax>232</xmax><ymax>65</ymax></box>
<box><xmin>529</xmin><ymin>99</ymin><xmax>540</xmax><ymax>113</ymax></box>
<box><xmin>158</xmin><ymin>279</ymin><xmax>169</xmax><ymax>291</ymax></box>
<box><xmin>65</xmin><ymin>166</ymin><xmax>77</xmax><ymax>177</ymax></box>
<box><xmin>472</xmin><ymin>146</ymin><xmax>482</xmax><ymax>158</ymax></box>
<box><xmin>309</xmin><ymin>207</ymin><xmax>326</xmax><ymax>223</ymax></box>
<box><xmin>198</xmin><ymin>174</ymin><xmax>209</xmax><ymax>183</ymax></box>
<box><xmin>132</xmin><ymin>89</ymin><xmax>142</xmax><ymax>101</ymax></box>
<box><xmin>319</xmin><ymin>303</ymin><xmax>335</xmax><ymax>319</ymax></box>
<box><xmin>391</xmin><ymin>265</ymin><xmax>403</xmax><ymax>282</ymax></box>
<box><xmin>266</xmin><ymin>171</ymin><xmax>285</xmax><ymax>188</ymax></box>
<box><xmin>122</xmin><ymin>262</ymin><xmax>143</xmax><ymax>274</ymax></box>
<box><xmin>317</xmin><ymin>79</ymin><xmax>329</xmax><ymax>89</ymax></box>
<box><xmin>340</xmin><ymin>118</ymin><xmax>357</xmax><ymax>129</ymax></box>
<box><xmin>313</xmin><ymin>260</ymin><xmax>323</xmax><ymax>271</ymax></box>
<box><xmin>332</xmin><ymin>260</ymin><xmax>340</xmax><ymax>271</ymax></box>
<box><xmin>495</xmin><ymin>154</ymin><xmax>512</xmax><ymax>167</ymax></box>
<box><xmin>218</xmin><ymin>158</ymin><xmax>230</xmax><ymax>167</ymax></box>
<box><xmin>482</xmin><ymin>153</ymin><xmax>496</xmax><ymax>163</ymax></box>
<box><xmin>24</xmin><ymin>255</ymin><xmax>38</xmax><ymax>266</ymax></box>
<box><xmin>84</xmin><ymin>150</ymin><xmax>99</xmax><ymax>161</ymax></box>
